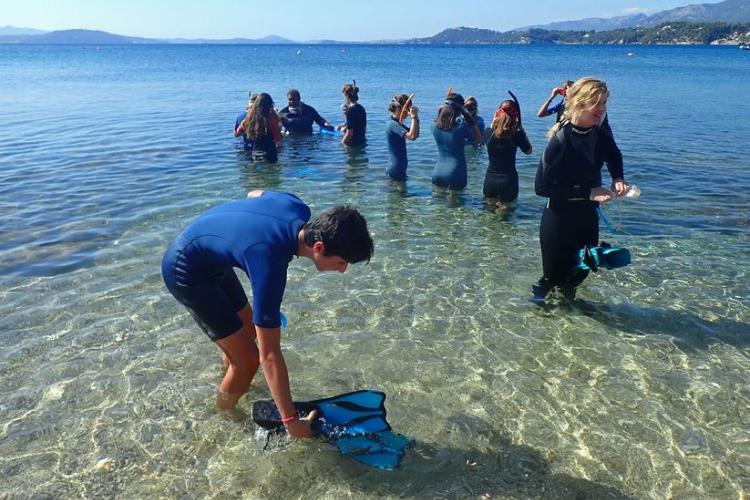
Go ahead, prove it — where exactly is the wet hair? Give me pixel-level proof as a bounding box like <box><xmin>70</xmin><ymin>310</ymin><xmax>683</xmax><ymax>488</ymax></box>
<box><xmin>547</xmin><ymin>77</ymin><xmax>609</xmax><ymax>138</ymax></box>
<box><xmin>244</xmin><ymin>92</ymin><xmax>274</xmax><ymax>141</ymax></box>
<box><xmin>342</xmin><ymin>83</ymin><xmax>359</xmax><ymax>102</ymax></box>
<box><xmin>388</xmin><ymin>94</ymin><xmax>409</xmax><ymax>114</ymax></box>
<box><xmin>435</xmin><ymin>92</ymin><xmax>465</xmax><ymax>130</ymax></box>
<box><xmin>444</xmin><ymin>92</ymin><xmax>465</xmax><ymax>108</ymax></box>
<box><xmin>491</xmin><ymin>100</ymin><xmax>520</xmax><ymax>139</ymax></box>
<box><xmin>247</xmin><ymin>93</ymin><xmax>258</xmax><ymax>108</ymax></box>
<box><xmin>303</xmin><ymin>206</ymin><xmax>374</xmax><ymax>264</ymax></box>
<box><xmin>434</xmin><ymin>104</ymin><xmax>458</xmax><ymax>131</ymax></box>
<box><xmin>287</xmin><ymin>89</ymin><xmax>301</xmax><ymax>101</ymax></box>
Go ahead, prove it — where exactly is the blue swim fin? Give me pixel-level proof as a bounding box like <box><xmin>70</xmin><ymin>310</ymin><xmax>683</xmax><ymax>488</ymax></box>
<box><xmin>251</xmin><ymin>390</ymin><xmax>410</xmax><ymax>469</ymax></box>
<box><xmin>311</xmin><ymin>390</ymin><xmax>391</xmax><ymax>436</ymax></box>
<box><xmin>579</xmin><ymin>243</ymin><xmax>631</xmax><ymax>272</ymax></box>
<box><xmin>335</xmin><ymin>431</ymin><xmax>414</xmax><ymax>470</ymax></box>
<box><xmin>252</xmin><ymin>390</ymin><xmax>390</xmax><ymax>436</ymax></box>
<box><xmin>320</xmin><ymin>127</ymin><xmax>344</xmax><ymax>136</ymax></box>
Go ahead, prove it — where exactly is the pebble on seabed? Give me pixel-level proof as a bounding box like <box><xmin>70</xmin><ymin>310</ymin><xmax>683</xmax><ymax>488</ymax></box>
<box><xmin>95</xmin><ymin>458</ymin><xmax>114</xmax><ymax>472</ymax></box>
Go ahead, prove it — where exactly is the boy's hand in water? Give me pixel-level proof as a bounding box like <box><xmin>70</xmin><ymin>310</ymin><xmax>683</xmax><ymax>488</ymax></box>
<box><xmin>284</xmin><ymin>409</ymin><xmax>319</xmax><ymax>438</ymax></box>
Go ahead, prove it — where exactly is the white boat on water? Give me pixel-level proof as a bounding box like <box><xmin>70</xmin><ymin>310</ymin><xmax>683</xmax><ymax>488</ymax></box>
<box><xmin>740</xmin><ymin>45</ymin><xmax>750</xmax><ymax>50</ymax></box>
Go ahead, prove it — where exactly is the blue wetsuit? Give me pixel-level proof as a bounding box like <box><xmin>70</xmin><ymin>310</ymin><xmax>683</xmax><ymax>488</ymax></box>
<box><xmin>345</xmin><ymin>103</ymin><xmax>367</xmax><ymax>145</ymax></box>
<box><xmin>280</xmin><ymin>103</ymin><xmax>329</xmax><ymax>135</ymax></box>
<box><xmin>465</xmin><ymin>116</ymin><xmax>486</xmax><ymax>145</ymax></box>
<box><xmin>235</xmin><ymin>112</ymin><xmax>253</xmax><ymax>149</ymax></box>
<box><xmin>386</xmin><ymin>118</ymin><xmax>409</xmax><ymax>181</ymax></box>
<box><xmin>431</xmin><ymin>123</ymin><xmax>474</xmax><ymax>190</ymax></box>
<box><xmin>162</xmin><ymin>192</ymin><xmax>311</xmax><ymax>339</ymax></box>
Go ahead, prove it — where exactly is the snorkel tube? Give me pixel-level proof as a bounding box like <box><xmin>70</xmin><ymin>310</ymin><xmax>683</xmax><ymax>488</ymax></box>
<box><xmin>397</xmin><ymin>93</ymin><xmax>415</xmax><ymax>123</ymax></box>
<box><xmin>507</xmin><ymin>90</ymin><xmax>521</xmax><ymax>126</ymax></box>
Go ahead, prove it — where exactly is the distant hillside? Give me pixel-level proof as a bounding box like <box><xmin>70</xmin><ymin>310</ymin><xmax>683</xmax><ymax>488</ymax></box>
<box><xmin>410</xmin><ymin>22</ymin><xmax>750</xmax><ymax>45</ymax></box>
<box><xmin>167</xmin><ymin>35</ymin><xmax>296</xmax><ymax>44</ymax></box>
<box><xmin>0</xmin><ymin>29</ymin><xmax>159</xmax><ymax>44</ymax></box>
<box><xmin>0</xmin><ymin>28</ymin><xmax>298</xmax><ymax>45</ymax></box>
<box><xmin>646</xmin><ymin>0</ymin><xmax>750</xmax><ymax>24</ymax></box>
<box><xmin>522</xmin><ymin>0</ymin><xmax>750</xmax><ymax>31</ymax></box>
<box><xmin>0</xmin><ymin>25</ymin><xmax>48</xmax><ymax>36</ymax></box>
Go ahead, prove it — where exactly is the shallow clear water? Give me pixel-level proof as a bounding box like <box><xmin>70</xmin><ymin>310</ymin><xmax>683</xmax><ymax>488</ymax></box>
<box><xmin>0</xmin><ymin>44</ymin><xmax>748</xmax><ymax>499</ymax></box>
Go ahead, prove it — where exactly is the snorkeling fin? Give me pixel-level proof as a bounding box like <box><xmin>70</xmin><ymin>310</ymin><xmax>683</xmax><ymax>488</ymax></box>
<box><xmin>320</xmin><ymin>127</ymin><xmax>344</xmax><ymax>136</ymax></box>
<box><xmin>579</xmin><ymin>243</ymin><xmax>631</xmax><ymax>272</ymax></box>
<box><xmin>335</xmin><ymin>430</ymin><xmax>414</xmax><ymax>470</ymax></box>
<box><xmin>252</xmin><ymin>390</ymin><xmax>390</xmax><ymax>436</ymax></box>
<box><xmin>251</xmin><ymin>390</ymin><xmax>411</xmax><ymax>470</ymax></box>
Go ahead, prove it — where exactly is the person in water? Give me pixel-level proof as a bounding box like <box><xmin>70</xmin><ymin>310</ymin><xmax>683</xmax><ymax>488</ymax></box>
<box><xmin>539</xmin><ymin>79</ymin><xmax>614</xmax><ymax>136</ymax></box>
<box><xmin>463</xmin><ymin>97</ymin><xmax>486</xmax><ymax>145</ymax></box>
<box><xmin>279</xmin><ymin>89</ymin><xmax>334</xmax><ymax>135</ymax></box>
<box><xmin>161</xmin><ymin>190</ymin><xmax>374</xmax><ymax>437</ymax></box>
<box><xmin>337</xmin><ymin>83</ymin><xmax>367</xmax><ymax>146</ymax></box>
<box><xmin>235</xmin><ymin>93</ymin><xmax>282</xmax><ymax>162</ymax></box>
<box><xmin>385</xmin><ymin>94</ymin><xmax>420</xmax><ymax>183</ymax></box>
<box><xmin>483</xmin><ymin>99</ymin><xmax>532</xmax><ymax>208</ymax></box>
<box><xmin>533</xmin><ymin>77</ymin><xmax>628</xmax><ymax>301</ymax></box>
<box><xmin>431</xmin><ymin>92</ymin><xmax>482</xmax><ymax>191</ymax></box>
<box><xmin>537</xmin><ymin>80</ymin><xmax>574</xmax><ymax>123</ymax></box>
<box><xmin>234</xmin><ymin>93</ymin><xmax>258</xmax><ymax>150</ymax></box>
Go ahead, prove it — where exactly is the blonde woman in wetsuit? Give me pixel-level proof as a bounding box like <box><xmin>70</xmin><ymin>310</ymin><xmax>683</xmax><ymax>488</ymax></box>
<box><xmin>533</xmin><ymin>77</ymin><xmax>628</xmax><ymax>302</ymax></box>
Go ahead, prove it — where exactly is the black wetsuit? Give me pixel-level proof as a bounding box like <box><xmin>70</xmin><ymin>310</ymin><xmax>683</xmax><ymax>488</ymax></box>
<box><xmin>534</xmin><ymin>121</ymin><xmax>623</xmax><ymax>292</ymax></box>
<box><xmin>344</xmin><ymin>103</ymin><xmax>367</xmax><ymax>145</ymax></box>
<box><xmin>279</xmin><ymin>103</ymin><xmax>328</xmax><ymax>135</ymax></box>
<box><xmin>483</xmin><ymin>128</ymin><xmax>532</xmax><ymax>202</ymax></box>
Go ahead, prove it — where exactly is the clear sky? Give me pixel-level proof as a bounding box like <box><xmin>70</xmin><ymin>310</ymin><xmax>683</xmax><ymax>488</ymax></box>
<box><xmin>1</xmin><ymin>0</ymin><xmax>727</xmax><ymax>41</ymax></box>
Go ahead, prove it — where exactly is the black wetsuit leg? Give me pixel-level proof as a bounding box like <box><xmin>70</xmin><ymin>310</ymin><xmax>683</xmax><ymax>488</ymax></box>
<box><xmin>483</xmin><ymin>170</ymin><xmax>518</xmax><ymax>202</ymax></box>
<box><xmin>539</xmin><ymin>200</ymin><xmax>599</xmax><ymax>288</ymax></box>
<box><xmin>255</xmin><ymin>134</ymin><xmax>278</xmax><ymax>162</ymax></box>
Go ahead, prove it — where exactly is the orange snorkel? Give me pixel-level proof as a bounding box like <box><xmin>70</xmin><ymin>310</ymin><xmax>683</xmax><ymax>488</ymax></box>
<box><xmin>398</xmin><ymin>93</ymin><xmax>415</xmax><ymax>123</ymax></box>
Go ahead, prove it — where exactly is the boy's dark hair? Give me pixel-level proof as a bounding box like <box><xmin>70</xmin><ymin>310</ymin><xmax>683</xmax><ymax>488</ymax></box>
<box><xmin>303</xmin><ymin>206</ymin><xmax>374</xmax><ymax>263</ymax></box>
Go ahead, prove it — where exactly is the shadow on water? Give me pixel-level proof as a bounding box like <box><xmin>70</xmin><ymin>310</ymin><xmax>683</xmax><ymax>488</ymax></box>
<box><xmin>236</xmin><ymin>151</ymin><xmax>283</xmax><ymax>193</ymax></box>
<box><xmin>575</xmin><ymin>300</ymin><xmax>750</xmax><ymax>352</ymax></box>
<box><xmin>259</xmin><ymin>413</ymin><xmax>632</xmax><ymax>499</ymax></box>
<box><xmin>339</xmin><ymin>145</ymin><xmax>369</xmax><ymax>197</ymax></box>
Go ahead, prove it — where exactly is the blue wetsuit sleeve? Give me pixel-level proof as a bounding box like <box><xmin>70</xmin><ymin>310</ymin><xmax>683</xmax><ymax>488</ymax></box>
<box><xmin>243</xmin><ymin>247</ymin><xmax>287</xmax><ymax>328</ymax></box>
<box><xmin>387</xmin><ymin>119</ymin><xmax>407</xmax><ymax>137</ymax></box>
<box><xmin>535</xmin><ymin>133</ymin><xmax>590</xmax><ymax>199</ymax></box>
<box><xmin>546</xmin><ymin>101</ymin><xmax>562</xmax><ymax>115</ymax></box>
<box><xmin>459</xmin><ymin>123</ymin><xmax>474</xmax><ymax>143</ymax></box>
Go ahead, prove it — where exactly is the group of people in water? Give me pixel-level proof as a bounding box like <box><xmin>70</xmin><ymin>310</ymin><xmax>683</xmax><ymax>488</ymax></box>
<box><xmin>162</xmin><ymin>76</ymin><xmax>630</xmax><ymax>436</ymax></box>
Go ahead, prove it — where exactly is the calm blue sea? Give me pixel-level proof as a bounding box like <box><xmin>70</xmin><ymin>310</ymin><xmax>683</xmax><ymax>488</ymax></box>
<box><xmin>0</xmin><ymin>44</ymin><xmax>748</xmax><ymax>498</ymax></box>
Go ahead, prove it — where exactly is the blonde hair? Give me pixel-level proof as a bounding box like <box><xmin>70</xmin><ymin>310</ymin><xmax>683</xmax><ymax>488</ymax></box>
<box><xmin>491</xmin><ymin>100</ymin><xmax>519</xmax><ymax>139</ymax></box>
<box><xmin>546</xmin><ymin>77</ymin><xmax>609</xmax><ymax>138</ymax></box>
